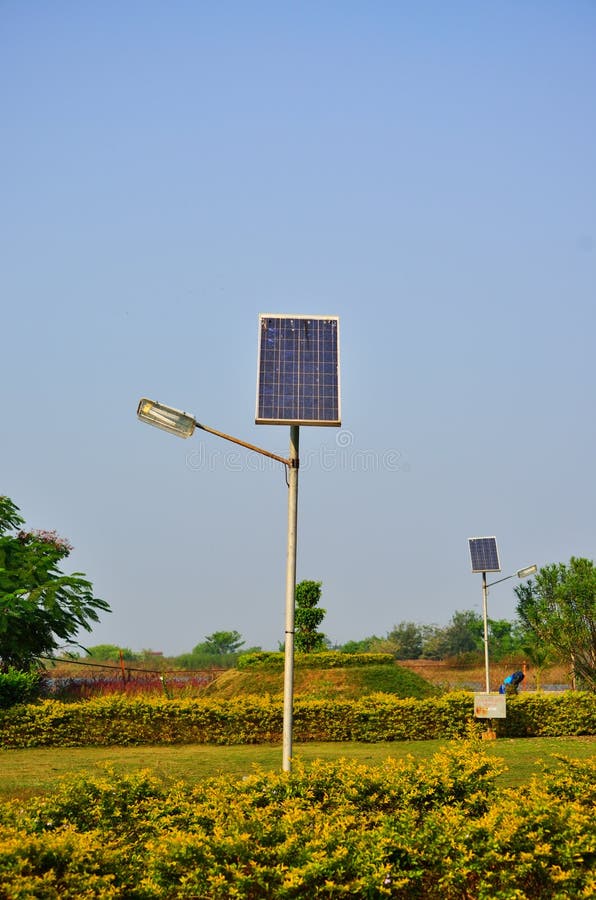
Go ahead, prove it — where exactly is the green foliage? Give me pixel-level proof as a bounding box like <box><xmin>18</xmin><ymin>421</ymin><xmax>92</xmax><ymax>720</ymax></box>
<box><xmin>337</xmin><ymin>636</ymin><xmax>381</xmax><ymax>652</ymax></box>
<box><xmin>0</xmin><ymin>496</ymin><xmax>110</xmax><ymax>670</ymax></box>
<box><xmin>175</xmin><ymin>651</ymin><xmax>236</xmax><ymax>671</ymax></box>
<box><xmin>515</xmin><ymin>557</ymin><xmax>596</xmax><ymax>690</ymax></box>
<box><xmin>1</xmin><ymin>691</ymin><xmax>593</xmax><ymax>749</ymax></box>
<box><xmin>0</xmin><ymin>667</ymin><xmax>42</xmax><ymax>708</ymax></box>
<box><xmin>436</xmin><ymin>609</ymin><xmax>484</xmax><ymax>657</ymax></box>
<box><xmin>205</xmin><ymin>662</ymin><xmax>438</xmax><ymax>701</ymax></box>
<box><xmin>518</xmin><ymin>632</ymin><xmax>558</xmax><ymax>690</ymax></box>
<box><xmin>294</xmin><ymin>580</ymin><xmax>327</xmax><ymax>652</ymax></box>
<box><xmin>384</xmin><ymin>620</ymin><xmax>424</xmax><ymax>658</ymax></box>
<box><xmin>238</xmin><ymin>651</ymin><xmax>396</xmax><ymax>669</ymax></box>
<box><xmin>192</xmin><ymin>630</ymin><xmax>245</xmax><ymax>656</ymax></box>
<box><xmin>367</xmin><ymin>614</ymin><xmax>520</xmax><ymax>662</ymax></box>
<box><xmin>356</xmin><ymin>665</ymin><xmax>438</xmax><ymax>698</ymax></box>
<box><xmin>85</xmin><ymin>645</ymin><xmax>138</xmax><ymax>662</ymax></box>
<box><xmin>0</xmin><ymin>746</ymin><xmax>594</xmax><ymax>897</ymax></box>
<box><xmin>487</xmin><ymin>618</ymin><xmax>524</xmax><ymax>661</ymax></box>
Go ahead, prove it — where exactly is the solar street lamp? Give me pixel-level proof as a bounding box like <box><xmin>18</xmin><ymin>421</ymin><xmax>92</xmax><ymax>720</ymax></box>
<box><xmin>137</xmin><ymin>314</ymin><xmax>341</xmax><ymax>774</ymax></box>
<box><xmin>256</xmin><ymin>315</ymin><xmax>340</xmax><ymax>772</ymax></box>
<box><xmin>468</xmin><ymin>538</ymin><xmax>536</xmax><ymax>693</ymax></box>
<box><xmin>482</xmin><ymin>565</ymin><xmax>537</xmax><ymax>694</ymax></box>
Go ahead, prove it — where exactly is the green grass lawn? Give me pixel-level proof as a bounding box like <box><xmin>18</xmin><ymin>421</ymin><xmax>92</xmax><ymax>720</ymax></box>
<box><xmin>1</xmin><ymin>736</ymin><xmax>594</xmax><ymax>800</ymax></box>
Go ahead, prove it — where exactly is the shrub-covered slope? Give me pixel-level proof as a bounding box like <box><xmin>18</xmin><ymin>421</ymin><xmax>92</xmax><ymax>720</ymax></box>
<box><xmin>203</xmin><ymin>662</ymin><xmax>438</xmax><ymax>700</ymax></box>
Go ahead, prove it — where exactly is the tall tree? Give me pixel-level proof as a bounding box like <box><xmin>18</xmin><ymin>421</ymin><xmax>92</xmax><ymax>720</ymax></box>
<box><xmin>384</xmin><ymin>621</ymin><xmax>424</xmax><ymax>659</ymax></box>
<box><xmin>0</xmin><ymin>496</ymin><xmax>110</xmax><ymax>670</ymax></box>
<box><xmin>193</xmin><ymin>631</ymin><xmax>245</xmax><ymax>656</ymax></box>
<box><xmin>515</xmin><ymin>557</ymin><xmax>596</xmax><ymax>690</ymax></box>
<box><xmin>86</xmin><ymin>644</ymin><xmax>138</xmax><ymax>662</ymax></box>
<box><xmin>295</xmin><ymin>580</ymin><xmax>327</xmax><ymax>652</ymax></box>
<box><xmin>420</xmin><ymin>610</ymin><xmax>483</xmax><ymax>659</ymax></box>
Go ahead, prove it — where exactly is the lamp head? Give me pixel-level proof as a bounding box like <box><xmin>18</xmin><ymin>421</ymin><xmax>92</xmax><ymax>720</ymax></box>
<box><xmin>137</xmin><ymin>398</ymin><xmax>196</xmax><ymax>438</ymax></box>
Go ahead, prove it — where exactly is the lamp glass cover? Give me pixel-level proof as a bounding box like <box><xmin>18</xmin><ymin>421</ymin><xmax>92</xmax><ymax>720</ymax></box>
<box><xmin>137</xmin><ymin>399</ymin><xmax>195</xmax><ymax>438</ymax></box>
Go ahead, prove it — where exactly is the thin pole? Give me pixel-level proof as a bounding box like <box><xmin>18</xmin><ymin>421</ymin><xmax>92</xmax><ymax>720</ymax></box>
<box><xmin>282</xmin><ymin>425</ymin><xmax>299</xmax><ymax>772</ymax></box>
<box><xmin>482</xmin><ymin>571</ymin><xmax>490</xmax><ymax>693</ymax></box>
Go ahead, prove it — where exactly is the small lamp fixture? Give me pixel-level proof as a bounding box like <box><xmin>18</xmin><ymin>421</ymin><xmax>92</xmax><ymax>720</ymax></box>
<box><xmin>516</xmin><ymin>565</ymin><xmax>537</xmax><ymax>579</ymax></box>
<box><xmin>137</xmin><ymin>399</ymin><xmax>196</xmax><ymax>438</ymax></box>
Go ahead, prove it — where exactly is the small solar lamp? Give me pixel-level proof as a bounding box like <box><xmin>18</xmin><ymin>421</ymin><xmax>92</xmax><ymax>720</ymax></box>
<box><xmin>516</xmin><ymin>565</ymin><xmax>537</xmax><ymax>578</ymax></box>
<box><xmin>137</xmin><ymin>399</ymin><xmax>196</xmax><ymax>438</ymax></box>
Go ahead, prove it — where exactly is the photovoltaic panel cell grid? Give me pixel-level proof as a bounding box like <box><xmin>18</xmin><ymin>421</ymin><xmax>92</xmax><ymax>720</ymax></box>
<box><xmin>256</xmin><ymin>315</ymin><xmax>340</xmax><ymax>425</ymax></box>
<box><xmin>469</xmin><ymin>537</ymin><xmax>501</xmax><ymax>573</ymax></box>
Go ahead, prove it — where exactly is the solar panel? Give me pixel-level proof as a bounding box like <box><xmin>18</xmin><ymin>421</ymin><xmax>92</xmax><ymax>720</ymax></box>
<box><xmin>468</xmin><ymin>537</ymin><xmax>501</xmax><ymax>573</ymax></box>
<box><xmin>256</xmin><ymin>314</ymin><xmax>341</xmax><ymax>426</ymax></box>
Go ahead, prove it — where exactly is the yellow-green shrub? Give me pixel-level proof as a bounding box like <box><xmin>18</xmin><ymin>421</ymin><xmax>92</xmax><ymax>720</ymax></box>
<box><xmin>0</xmin><ymin>692</ymin><xmax>593</xmax><ymax>749</ymax></box>
<box><xmin>0</xmin><ymin>744</ymin><xmax>594</xmax><ymax>898</ymax></box>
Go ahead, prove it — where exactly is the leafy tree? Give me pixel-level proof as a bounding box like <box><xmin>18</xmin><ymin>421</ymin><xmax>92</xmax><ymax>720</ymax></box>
<box><xmin>515</xmin><ymin>557</ymin><xmax>596</xmax><ymax>690</ymax></box>
<box><xmin>86</xmin><ymin>644</ymin><xmax>138</xmax><ymax>662</ymax></box>
<box><xmin>193</xmin><ymin>631</ymin><xmax>245</xmax><ymax>656</ymax></box>
<box><xmin>0</xmin><ymin>496</ymin><xmax>110</xmax><ymax>670</ymax></box>
<box><xmin>417</xmin><ymin>624</ymin><xmax>445</xmax><ymax>657</ymax></box>
<box><xmin>420</xmin><ymin>612</ymin><xmax>483</xmax><ymax>660</ymax></box>
<box><xmin>442</xmin><ymin>610</ymin><xmax>483</xmax><ymax>657</ymax></box>
<box><xmin>487</xmin><ymin>619</ymin><xmax>525</xmax><ymax>661</ymax></box>
<box><xmin>385</xmin><ymin>621</ymin><xmax>424</xmax><ymax>659</ymax></box>
<box><xmin>518</xmin><ymin>633</ymin><xmax>556</xmax><ymax>691</ymax></box>
<box><xmin>295</xmin><ymin>580</ymin><xmax>327</xmax><ymax>652</ymax></box>
<box><xmin>338</xmin><ymin>636</ymin><xmax>381</xmax><ymax>653</ymax></box>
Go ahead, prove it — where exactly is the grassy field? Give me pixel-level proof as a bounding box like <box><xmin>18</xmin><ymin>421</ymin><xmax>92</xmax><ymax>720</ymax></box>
<box><xmin>1</xmin><ymin>735</ymin><xmax>594</xmax><ymax>800</ymax></box>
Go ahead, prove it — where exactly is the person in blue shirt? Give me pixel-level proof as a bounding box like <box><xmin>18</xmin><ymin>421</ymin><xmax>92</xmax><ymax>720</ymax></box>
<box><xmin>499</xmin><ymin>670</ymin><xmax>525</xmax><ymax>695</ymax></box>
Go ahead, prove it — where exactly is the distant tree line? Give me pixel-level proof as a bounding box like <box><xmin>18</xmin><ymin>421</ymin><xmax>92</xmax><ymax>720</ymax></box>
<box><xmin>337</xmin><ymin>611</ymin><xmax>523</xmax><ymax>662</ymax></box>
<box><xmin>1</xmin><ymin>496</ymin><xmax>593</xmax><ymax>691</ymax></box>
<box><xmin>63</xmin><ymin>568</ymin><xmax>596</xmax><ymax>693</ymax></box>
<box><xmin>81</xmin><ymin>569</ymin><xmax>595</xmax><ymax>695</ymax></box>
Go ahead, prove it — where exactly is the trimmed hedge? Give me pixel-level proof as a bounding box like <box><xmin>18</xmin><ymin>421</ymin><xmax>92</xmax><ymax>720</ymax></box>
<box><xmin>237</xmin><ymin>651</ymin><xmax>395</xmax><ymax>669</ymax></box>
<box><xmin>0</xmin><ymin>744</ymin><xmax>594</xmax><ymax>897</ymax></box>
<box><xmin>0</xmin><ymin>692</ymin><xmax>594</xmax><ymax>748</ymax></box>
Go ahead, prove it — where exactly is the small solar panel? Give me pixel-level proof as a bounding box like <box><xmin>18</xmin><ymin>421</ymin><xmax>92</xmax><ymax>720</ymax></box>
<box><xmin>256</xmin><ymin>314</ymin><xmax>341</xmax><ymax>426</ymax></box>
<box><xmin>469</xmin><ymin>537</ymin><xmax>501</xmax><ymax>573</ymax></box>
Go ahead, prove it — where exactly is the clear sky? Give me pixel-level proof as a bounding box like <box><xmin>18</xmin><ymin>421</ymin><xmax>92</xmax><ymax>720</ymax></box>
<box><xmin>2</xmin><ymin>2</ymin><xmax>595</xmax><ymax>655</ymax></box>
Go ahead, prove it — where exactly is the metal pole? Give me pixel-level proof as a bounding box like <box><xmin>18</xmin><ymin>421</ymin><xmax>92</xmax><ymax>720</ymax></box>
<box><xmin>282</xmin><ymin>425</ymin><xmax>299</xmax><ymax>772</ymax></box>
<box><xmin>482</xmin><ymin>571</ymin><xmax>490</xmax><ymax>693</ymax></box>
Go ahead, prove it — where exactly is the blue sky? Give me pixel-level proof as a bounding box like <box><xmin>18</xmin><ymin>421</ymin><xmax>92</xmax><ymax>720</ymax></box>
<box><xmin>2</xmin><ymin>1</ymin><xmax>594</xmax><ymax>655</ymax></box>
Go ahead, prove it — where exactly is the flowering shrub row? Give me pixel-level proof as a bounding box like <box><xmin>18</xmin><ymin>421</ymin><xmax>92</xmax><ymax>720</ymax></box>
<box><xmin>0</xmin><ymin>691</ymin><xmax>594</xmax><ymax>748</ymax></box>
<box><xmin>42</xmin><ymin>673</ymin><xmax>212</xmax><ymax>702</ymax></box>
<box><xmin>0</xmin><ymin>741</ymin><xmax>594</xmax><ymax>897</ymax></box>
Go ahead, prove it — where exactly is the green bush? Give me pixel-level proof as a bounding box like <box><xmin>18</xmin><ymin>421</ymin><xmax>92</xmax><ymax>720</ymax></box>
<box><xmin>0</xmin><ymin>691</ymin><xmax>594</xmax><ymax>749</ymax></box>
<box><xmin>0</xmin><ymin>668</ymin><xmax>42</xmax><ymax>708</ymax></box>
<box><xmin>499</xmin><ymin>691</ymin><xmax>596</xmax><ymax>737</ymax></box>
<box><xmin>0</xmin><ymin>743</ymin><xmax>594</xmax><ymax>897</ymax></box>
<box><xmin>238</xmin><ymin>651</ymin><xmax>395</xmax><ymax>670</ymax></box>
